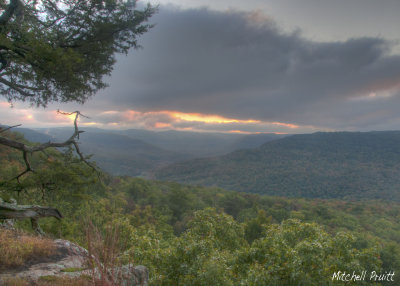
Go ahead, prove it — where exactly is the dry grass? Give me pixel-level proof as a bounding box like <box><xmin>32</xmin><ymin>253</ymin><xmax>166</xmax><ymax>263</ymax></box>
<box><xmin>0</xmin><ymin>223</ymin><xmax>133</xmax><ymax>286</ymax></box>
<box><xmin>85</xmin><ymin>221</ymin><xmax>135</xmax><ymax>286</ymax></box>
<box><xmin>0</xmin><ymin>228</ymin><xmax>56</xmax><ymax>270</ymax></box>
<box><xmin>2</xmin><ymin>276</ymin><xmax>92</xmax><ymax>286</ymax></box>
<box><xmin>86</xmin><ymin>221</ymin><xmax>122</xmax><ymax>286</ymax></box>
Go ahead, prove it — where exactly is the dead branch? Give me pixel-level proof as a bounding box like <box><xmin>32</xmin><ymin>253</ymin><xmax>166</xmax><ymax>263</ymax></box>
<box><xmin>0</xmin><ymin>198</ymin><xmax>62</xmax><ymax>235</ymax></box>
<box><xmin>0</xmin><ymin>124</ymin><xmax>21</xmax><ymax>133</ymax></box>
<box><xmin>0</xmin><ymin>110</ymin><xmax>97</xmax><ymax>181</ymax></box>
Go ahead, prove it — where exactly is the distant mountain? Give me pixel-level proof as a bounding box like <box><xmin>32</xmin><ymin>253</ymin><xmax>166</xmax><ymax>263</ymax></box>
<box><xmin>77</xmin><ymin>132</ymin><xmax>191</xmax><ymax>176</ymax></box>
<box><xmin>115</xmin><ymin>129</ymin><xmax>241</xmax><ymax>156</ymax></box>
<box><xmin>14</xmin><ymin>127</ymin><xmax>190</xmax><ymax>176</ymax></box>
<box><xmin>31</xmin><ymin>127</ymin><xmax>285</xmax><ymax>157</ymax></box>
<box><xmin>112</xmin><ymin>129</ymin><xmax>286</xmax><ymax>157</ymax></box>
<box><xmin>6</xmin><ymin>127</ymin><xmax>52</xmax><ymax>143</ymax></box>
<box><xmin>155</xmin><ymin>131</ymin><xmax>400</xmax><ymax>201</ymax></box>
<box><xmin>229</xmin><ymin>133</ymin><xmax>287</xmax><ymax>150</ymax></box>
<box><xmin>13</xmin><ymin>127</ymin><xmax>285</xmax><ymax>176</ymax></box>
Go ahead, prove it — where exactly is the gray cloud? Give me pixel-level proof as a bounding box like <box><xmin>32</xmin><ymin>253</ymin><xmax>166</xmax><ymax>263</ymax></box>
<box><xmin>72</xmin><ymin>6</ymin><xmax>400</xmax><ymax>131</ymax></box>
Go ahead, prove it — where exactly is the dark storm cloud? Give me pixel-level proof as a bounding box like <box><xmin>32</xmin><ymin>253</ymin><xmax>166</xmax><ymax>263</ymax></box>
<box><xmin>93</xmin><ymin>6</ymin><xmax>400</xmax><ymax>129</ymax></box>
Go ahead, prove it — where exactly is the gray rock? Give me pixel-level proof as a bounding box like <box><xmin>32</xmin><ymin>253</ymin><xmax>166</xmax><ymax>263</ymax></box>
<box><xmin>0</xmin><ymin>239</ymin><xmax>88</xmax><ymax>283</ymax></box>
<box><xmin>0</xmin><ymin>238</ymin><xmax>149</xmax><ymax>286</ymax></box>
<box><xmin>113</xmin><ymin>264</ymin><xmax>149</xmax><ymax>286</ymax></box>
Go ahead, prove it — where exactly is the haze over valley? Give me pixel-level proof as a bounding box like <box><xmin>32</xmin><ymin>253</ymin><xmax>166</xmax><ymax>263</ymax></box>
<box><xmin>11</xmin><ymin>126</ymin><xmax>400</xmax><ymax>202</ymax></box>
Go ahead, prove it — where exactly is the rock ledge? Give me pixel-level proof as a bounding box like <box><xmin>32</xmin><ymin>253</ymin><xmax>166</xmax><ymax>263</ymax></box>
<box><xmin>0</xmin><ymin>238</ymin><xmax>148</xmax><ymax>285</ymax></box>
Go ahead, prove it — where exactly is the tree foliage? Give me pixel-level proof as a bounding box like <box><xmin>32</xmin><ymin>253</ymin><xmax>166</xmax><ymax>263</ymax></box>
<box><xmin>0</xmin><ymin>0</ymin><xmax>155</xmax><ymax>106</ymax></box>
<box><xmin>237</xmin><ymin>220</ymin><xmax>380</xmax><ymax>286</ymax></box>
<box><xmin>1</xmin><ymin>131</ymin><xmax>398</xmax><ymax>284</ymax></box>
<box><xmin>156</xmin><ymin>131</ymin><xmax>400</xmax><ymax>201</ymax></box>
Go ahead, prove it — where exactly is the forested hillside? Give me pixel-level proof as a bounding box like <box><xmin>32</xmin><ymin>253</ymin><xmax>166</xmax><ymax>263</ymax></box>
<box><xmin>156</xmin><ymin>131</ymin><xmax>400</xmax><ymax>201</ymax></box>
<box><xmin>14</xmin><ymin>127</ymin><xmax>285</xmax><ymax>176</ymax></box>
<box><xmin>72</xmin><ymin>132</ymin><xmax>188</xmax><ymax>177</ymax></box>
<box><xmin>1</xmin><ymin>130</ymin><xmax>399</xmax><ymax>285</ymax></box>
<box><xmin>98</xmin><ymin>128</ymin><xmax>286</xmax><ymax>157</ymax></box>
<box><xmin>13</xmin><ymin>127</ymin><xmax>191</xmax><ymax>176</ymax></box>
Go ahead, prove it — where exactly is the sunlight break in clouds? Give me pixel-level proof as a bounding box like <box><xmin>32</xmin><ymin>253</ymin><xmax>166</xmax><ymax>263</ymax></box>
<box><xmin>90</xmin><ymin>6</ymin><xmax>400</xmax><ymax>132</ymax></box>
<box><xmin>0</xmin><ymin>102</ymin><xmax>312</xmax><ymax>133</ymax></box>
<box><xmin>0</xmin><ymin>102</ymin><xmax>77</xmax><ymax>127</ymax></box>
<box><xmin>89</xmin><ymin>109</ymin><xmax>309</xmax><ymax>133</ymax></box>
<box><xmin>168</xmin><ymin>111</ymin><xmax>260</xmax><ymax>124</ymax></box>
<box><xmin>3</xmin><ymin>5</ymin><xmax>400</xmax><ymax>132</ymax></box>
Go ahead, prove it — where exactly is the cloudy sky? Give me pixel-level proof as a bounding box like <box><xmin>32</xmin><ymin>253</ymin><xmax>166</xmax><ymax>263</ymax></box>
<box><xmin>2</xmin><ymin>0</ymin><xmax>400</xmax><ymax>134</ymax></box>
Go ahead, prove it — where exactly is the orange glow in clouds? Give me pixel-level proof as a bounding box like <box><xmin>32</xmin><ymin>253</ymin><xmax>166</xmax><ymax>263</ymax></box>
<box><xmin>117</xmin><ymin>110</ymin><xmax>300</xmax><ymax>133</ymax></box>
<box><xmin>228</xmin><ymin>130</ymin><xmax>252</xmax><ymax>134</ymax></box>
<box><xmin>124</xmin><ymin>110</ymin><xmax>141</xmax><ymax>121</ymax></box>
<box><xmin>154</xmin><ymin>122</ymin><xmax>172</xmax><ymax>129</ymax></box>
<box><xmin>81</xmin><ymin>122</ymin><xmax>98</xmax><ymax>126</ymax></box>
<box><xmin>0</xmin><ymin>103</ymin><xmax>308</xmax><ymax>133</ymax></box>
<box><xmin>67</xmin><ymin>113</ymin><xmax>77</xmax><ymax>121</ymax></box>
<box><xmin>168</xmin><ymin>111</ymin><xmax>260</xmax><ymax>124</ymax></box>
<box><xmin>57</xmin><ymin>112</ymin><xmax>75</xmax><ymax>122</ymax></box>
<box><xmin>270</xmin><ymin>121</ymin><xmax>299</xmax><ymax>129</ymax></box>
<box><xmin>0</xmin><ymin>101</ymin><xmax>10</xmax><ymax>108</ymax></box>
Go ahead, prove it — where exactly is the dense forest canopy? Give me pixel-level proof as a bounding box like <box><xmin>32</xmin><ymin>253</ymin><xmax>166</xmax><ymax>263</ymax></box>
<box><xmin>156</xmin><ymin>131</ymin><xmax>400</xmax><ymax>201</ymax></box>
<box><xmin>1</xmin><ymin>131</ymin><xmax>399</xmax><ymax>284</ymax></box>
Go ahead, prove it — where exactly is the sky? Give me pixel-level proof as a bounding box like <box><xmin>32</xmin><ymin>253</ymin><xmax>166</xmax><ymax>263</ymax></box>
<box><xmin>2</xmin><ymin>0</ymin><xmax>400</xmax><ymax>134</ymax></box>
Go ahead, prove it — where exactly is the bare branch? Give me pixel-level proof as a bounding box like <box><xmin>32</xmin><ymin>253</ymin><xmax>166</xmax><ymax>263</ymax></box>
<box><xmin>71</xmin><ymin>140</ymin><xmax>96</xmax><ymax>170</ymax></box>
<box><xmin>0</xmin><ymin>135</ymin><xmax>27</xmax><ymax>150</ymax></box>
<box><xmin>0</xmin><ymin>124</ymin><xmax>21</xmax><ymax>133</ymax></box>
<box><xmin>14</xmin><ymin>150</ymin><xmax>33</xmax><ymax>182</ymax></box>
<box><xmin>0</xmin><ymin>199</ymin><xmax>62</xmax><ymax>235</ymax></box>
<box><xmin>0</xmin><ymin>110</ymin><xmax>98</xmax><ymax>180</ymax></box>
<box><xmin>57</xmin><ymin>109</ymin><xmax>89</xmax><ymax>140</ymax></box>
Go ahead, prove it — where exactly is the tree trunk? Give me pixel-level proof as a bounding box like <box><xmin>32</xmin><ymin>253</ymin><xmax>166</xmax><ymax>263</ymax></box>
<box><xmin>0</xmin><ymin>198</ymin><xmax>62</xmax><ymax>235</ymax></box>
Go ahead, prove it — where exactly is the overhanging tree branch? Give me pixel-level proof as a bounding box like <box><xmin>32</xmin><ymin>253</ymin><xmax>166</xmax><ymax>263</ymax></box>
<box><xmin>0</xmin><ymin>0</ymin><xmax>156</xmax><ymax>106</ymax></box>
<box><xmin>0</xmin><ymin>77</ymin><xmax>36</xmax><ymax>97</ymax></box>
<box><xmin>0</xmin><ymin>0</ymin><xmax>21</xmax><ymax>26</ymax></box>
<box><xmin>0</xmin><ymin>1</ymin><xmax>155</xmax><ymax>236</ymax></box>
<box><xmin>0</xmin><ymin>198</ymin><xmax>63</xmax><ymax>235</ymax></box>
<box><xmin>0</xmin><ymin>110</ymin><xmax>97</xmax><ymax>181</ymax></box>
<box><xmin>0</xmin><ymin>111</ymin><xmax>98</xmax><ymax>234</ymax></box>
<box><xmin>0</xmin><ymin>124</ymin><xmax>21</xmax><ymax>133</ymax></box>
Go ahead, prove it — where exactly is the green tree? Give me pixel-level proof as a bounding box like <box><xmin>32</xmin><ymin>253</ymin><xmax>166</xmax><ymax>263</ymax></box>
<box><xmin>244</xmin><ymin>209</ymin><xmax>271</xmax><ymax>244</ymax></box>
<box><xmin>0</xmin><ymin>0</ymin><xmax>155</xmax><ymax>232</ymax></box>
<box><xmin>0</xmin><ymin>0</ymin><xmax>155</xmax><ymax>106</ymax></box>
<box><xmin>135</xmin><ymin>208</ymin><xmax>246</xmax><ymax>285</ymax></box>
<box><xmin>237</xmin><ymin>219</ymin><xmax>381</xmax><ymax>286</ymax></box>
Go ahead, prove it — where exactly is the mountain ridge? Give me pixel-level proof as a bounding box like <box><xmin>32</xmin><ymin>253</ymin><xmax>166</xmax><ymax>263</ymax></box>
<box><xmin>12</xmin><ymin>126</ymin><xmax>285</xmax><ymax>176</ymax></box>
<box><xmin>155</xmin><ymin>131</ymin><xmax>400</xmax><ymax>201</ymax></box>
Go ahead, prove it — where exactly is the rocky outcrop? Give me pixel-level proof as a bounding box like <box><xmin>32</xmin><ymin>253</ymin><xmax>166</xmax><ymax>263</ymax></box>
<box><xmin>0</xmin><ymin>238</ymin><xmax>149</xmax><ymax>285</ymax></box>
<box><xmin>107</xmin><ymin>264</ymin><xmax>149</xmax><ymax>286</ymax></box>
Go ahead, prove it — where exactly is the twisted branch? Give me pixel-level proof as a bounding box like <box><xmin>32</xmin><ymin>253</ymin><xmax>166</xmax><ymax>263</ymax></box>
<box><xmin>0</xmin><ymin>110</ymin><xmax>97</xmax><ymax>181</ymax></box>
<box><xmin>0</xmin><ymin>124</ymin><xmax>21</xmax><ymax>133</ymax></box>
